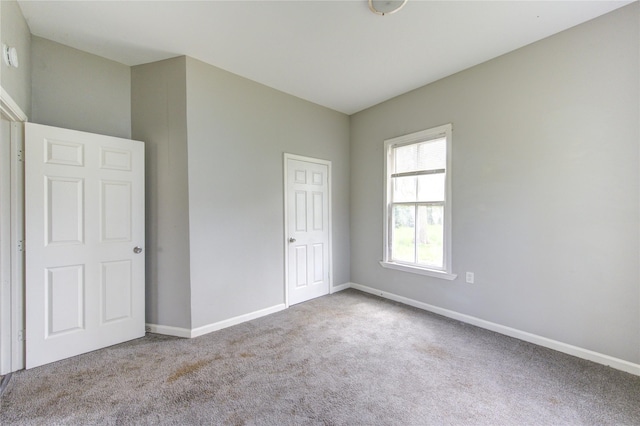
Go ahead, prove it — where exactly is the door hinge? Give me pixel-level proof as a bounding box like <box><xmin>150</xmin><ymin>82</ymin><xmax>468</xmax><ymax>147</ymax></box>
<box><xmin>17</xmin><ymin>240</ymin><xmax>24</xmax><ymax>252</ymax></box>
<box><xmin>17</xmin><ymin>149</ymin><xmax>23</xmax><ymax>162</ymax></box>
<box><xmin>17</xmin><ymin>330</ymin><xmax>25</xmax><ymax>342</ymax></box>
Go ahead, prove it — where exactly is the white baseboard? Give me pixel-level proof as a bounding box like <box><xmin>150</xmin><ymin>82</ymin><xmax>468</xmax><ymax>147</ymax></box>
<box><xmin>146</xmin><ymin>303</ymin><xmax>286</xmax><ymax>338</ymax></box>
<box><xmin>149</xmin><ymin>282</ymin><xmax>640</xmax><ymax>376</ymax></box>
<box><xmin>190</xmin><ymin>303</ymin><xmax>287</xmax><ymax>338</ymax></box>
<box><xmin>350</xmin><ymin>282</ymin><xmax>640</xmax><ymax>376</ymax></box>
<box><xmin>330</xmin><ymin>282</ymin><xmax>352</xmax><ymax>294</ymax></box>
<box><xmin>145</xmin><ymin>323</ymin><xmax>191</xmax><ymax>338</ymax></box>
<box><xmin>147</xmin><ymin>303</ymin><xmax>287</xmax><ymax>339</ymax></box>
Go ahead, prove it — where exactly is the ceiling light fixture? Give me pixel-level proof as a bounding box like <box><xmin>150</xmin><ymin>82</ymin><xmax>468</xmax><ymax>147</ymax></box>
<box><xmin>368</xmin><ymin>0</ymin><xmax>408</xmax><ymax>16</ymax></box>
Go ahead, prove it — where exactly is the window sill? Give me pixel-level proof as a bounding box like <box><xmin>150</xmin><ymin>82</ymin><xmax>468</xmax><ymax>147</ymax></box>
<box><xmin>379</xmin><ymin>261</ymin><xmax>457</xmax><ymax>281</ymax></box>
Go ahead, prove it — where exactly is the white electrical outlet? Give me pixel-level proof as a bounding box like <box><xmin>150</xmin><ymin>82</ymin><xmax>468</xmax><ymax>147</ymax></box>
<box><xmin>466</xmin><ymin>272</ymin><xmax>475</xmax><ymax>284</ymax></box>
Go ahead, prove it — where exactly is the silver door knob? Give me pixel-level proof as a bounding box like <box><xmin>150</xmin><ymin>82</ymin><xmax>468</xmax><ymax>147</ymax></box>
<box><xmin>133</xmin><ymin>246</ymin><xmax>143</xmax><ymax>254</ymax></box>
<box><xmin>288</xmin><ymin>238</ymin><xmax>296</xmax><ymax>243</ymax></box>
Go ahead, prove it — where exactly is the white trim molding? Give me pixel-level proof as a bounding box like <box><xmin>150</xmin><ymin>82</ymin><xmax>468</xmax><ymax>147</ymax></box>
<box><xmin>0</xmin><ymin>87</ymin><xmax>27</xmax><ymax>374</ymax></box>
<box><xmin>145</xmin><ymin>323</ymin><xmax>191</xmax><ymax>338</ymax></box>
<box><xmin>128</xmin><ymin>283</ymin><xmax>640</xmax><ymax>377</ymax></box>
<box><xmin>9</xmin><ymin>122</ymin><xmax>24</xmax><ymax>373</ymax></box>
<box><xmin>379</xmin><ymin>261</ymin><xmax>457</xmax><ymax>280</ymax></box>
<box><xmin>0</xmin><ymin>87</ymin><xmax>28</xmax><ymax>122</ymax></box>
<box><xmin>330</xmin><ymin>282</ymin><xmax>352</xmax><ymax>294</ymax></box>
<box><xmin>191</xmin><ymin>303</ymin><xmax>286</xmax><ymax>338</ymax></box>
<box><xmin>146</xmin><ymin>303</ymin><xmax>287</xmax><ymax>339</ymax></box>
<box><xmin>349</xmin><ymin>282</ymin><xmax>640</xmax><ymax>376</ymax></box>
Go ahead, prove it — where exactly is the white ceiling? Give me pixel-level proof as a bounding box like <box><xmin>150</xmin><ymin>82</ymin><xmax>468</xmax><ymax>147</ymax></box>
<box><xmin>18</xmin><ymin>0</ymin><xmax>634</xmax><ymax>115</ymax></box>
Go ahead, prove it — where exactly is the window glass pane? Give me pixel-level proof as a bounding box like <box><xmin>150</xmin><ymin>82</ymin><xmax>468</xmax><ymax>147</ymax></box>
<box><xmin>394</xmin><ymin>144</ymin><xmax>417</xmax><ymax>174</ymax></box>
<box><xmin>417</xmin><ymin>173</ymin><xmax>445</xmax><ymax>202</ymax></box>
<box><xmin>392</xmin><ymin>204</ymin><xmax>415</xmax><ymax>263</ymax></box>
<box><xmin>394</xmin><ymin>137</ymin><xmax>446</xmax><ymax>174</ymax></box>
<box><xmin>417</xmin><ymin>138</ymin><xmax>446</xmax><ymax>171</ymax></box>
<box><xmin>392</xmin><ymin>176</ymin><xmax>417</xmax><ymax>202</ymax></box>
<box><xmin>416</xmin><ymin>205</ymin><xmax>444</xmax><ymax>268</ymax></box>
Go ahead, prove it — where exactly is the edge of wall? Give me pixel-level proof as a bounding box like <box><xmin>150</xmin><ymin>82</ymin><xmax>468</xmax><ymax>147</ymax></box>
<box><xmin>330</xmin><ymin>282</ymin><xmax>352</xmax><ymax>293</ymax></box>
<box><xmin>190</xmin><ymin>304</ymin><xmax>287</xmax><ymax>338</ymax></box>
<box><xmin>146</xmin><ymin>303</ymin><xmax>287</xmax><ymax>339</ymax></box>
<box><xmin>348</xmin><ymin>282</ymin><xmax>640</xmax><ymax>376</ymax></box>
<box><xmin>145</xmin><ymin>323</ymin><xmax>191</xmax><ymax>338</ymax></box>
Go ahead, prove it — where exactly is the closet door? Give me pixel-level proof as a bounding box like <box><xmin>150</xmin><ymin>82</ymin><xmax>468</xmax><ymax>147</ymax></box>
<box><xmin>25</xmin><ymin>123</ymin><xmax>145</xmax><ymax>368</ymax></box>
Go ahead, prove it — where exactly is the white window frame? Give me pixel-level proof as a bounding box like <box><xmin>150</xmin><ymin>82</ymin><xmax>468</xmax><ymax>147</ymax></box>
<box><xmin>380</xmin><ymin>124</ymin><xmax>457</xmax><ymax>280</ymax></box>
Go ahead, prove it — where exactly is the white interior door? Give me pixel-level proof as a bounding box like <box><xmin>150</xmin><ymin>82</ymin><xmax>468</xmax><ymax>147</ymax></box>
<box><xmin>25</xmin><ymin>123</ymin><xmax>145</xmax><ymax>369</ymax></box>
<box><xmin>285</xmin><ymin>155</ymin><xmax>331</xmax><ymax>306</ymax></box>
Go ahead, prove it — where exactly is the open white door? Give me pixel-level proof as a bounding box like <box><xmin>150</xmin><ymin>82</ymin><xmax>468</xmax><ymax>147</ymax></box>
<box><xmin>285</xmin><ymin>154</ymin><xmax>331</xmax><ymax>306</ymax></box>
<box><xmin>25</xmin><ymin>123</ymin><xmax>145</xmax><ymax>369</ymax></box>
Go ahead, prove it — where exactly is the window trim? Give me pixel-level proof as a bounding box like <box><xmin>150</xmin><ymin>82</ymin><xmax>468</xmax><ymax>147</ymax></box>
<box><xmin>381</xmin><ymin>124</ymin><xmax>457</xmax><ymax>280</ymax></box>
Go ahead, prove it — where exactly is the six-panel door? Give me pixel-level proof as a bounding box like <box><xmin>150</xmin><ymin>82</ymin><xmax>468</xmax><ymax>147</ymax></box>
<box><xmin>286</xmin><ymin>157</ymin><xmax>330</xmax><ymax>305</ymax></box>
<box><xmin>25</xmin><ymin>123</ymin><xmax>145</xmax><ymax>369</ymax></box>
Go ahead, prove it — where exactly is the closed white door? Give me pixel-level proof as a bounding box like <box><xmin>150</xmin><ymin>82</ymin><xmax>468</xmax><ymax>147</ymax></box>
<box><xmin>285</xmin><ymin>155</ymin><xmax>331</xmax><ymax>306</ymax></box>
<box><xmin>25</xmin><ymin>123</ymin><xmax>145</xmax><ymax>369</ymax></box>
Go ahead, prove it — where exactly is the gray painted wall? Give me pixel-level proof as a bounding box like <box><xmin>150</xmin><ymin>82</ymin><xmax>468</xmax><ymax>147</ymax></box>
<box><xmin>0</xmin><ymin>0</ymin><xmax>31</xmax><ymax>117</ymax></box>
<box><xmin>350</xmin><ymin>4</ymin><xmax>639</xmax><ymax>364</ymax></box>
<box><xmin>31</xmin><ymin>37</ymin><xmax>131</xmax><ymax>139</ymax></box>
<box><xmin>131</xmin><ymin>57</ymin><xmax>192</xmax><ymax>329</ymax></box>
<box><xmin>185</xmin><ymin>57</ymin><xmax>350</xmax><ymax>328</ymax></box>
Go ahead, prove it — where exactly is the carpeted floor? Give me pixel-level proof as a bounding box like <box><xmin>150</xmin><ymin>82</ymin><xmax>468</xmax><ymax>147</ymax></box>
<box><xmin>1</xmin><ymin>289</ymin><xmax>639</xmax><ymax>425</ymax></box>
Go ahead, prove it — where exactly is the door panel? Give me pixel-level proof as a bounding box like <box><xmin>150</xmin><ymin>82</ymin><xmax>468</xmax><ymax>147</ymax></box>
<box><xmin>46</xmin><ymin>177</ymin><xmax>84</xmax><ymax>245</ymax></box>
<box><xmin>286</xmin><ymin>156</ymin><xmax>331</xmax><ymax>305</ymax></box>
<box><xmin>101</xmin><ymin>260</ymin><xmax>132</xmax><ymax>323</ymax></box>
<box><xmin>45</xmin><ymin>139</ymin><xmax>84</xmax><ymax>166</ymax></box>
<box><xmin>295</xmin><ymin>246</ymin><xmax>307</xmax><ymax>287</ymax></box>
<box><xmin>101</xmin><ymin>180</ymin><xmax>132</xmax><ymax>242</ymax></box>
<box><xmin>312</xmin><ymin>243</ymin><xmax>324</xmax><ymax>283</ymax></box>
<box><xmin>46</xmin><ymin>265</ymin><xmax>84</xmax><ymax>336</ymax></box>
<box><xmin>26</xmin><ymin>123</ymin><xmax>145</xmax><ymax>369</ymax></box>
<box><xmin>295</xmin><ymin>191</ymin><xmax>307</xmax><ymax>231</ymax></box>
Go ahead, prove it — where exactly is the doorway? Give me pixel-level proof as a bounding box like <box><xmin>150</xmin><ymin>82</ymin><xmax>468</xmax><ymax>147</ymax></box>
<box><xmin>284</xmin><ymin>154</ymin><xmax>332</xmax><ymax>306</ymax></box>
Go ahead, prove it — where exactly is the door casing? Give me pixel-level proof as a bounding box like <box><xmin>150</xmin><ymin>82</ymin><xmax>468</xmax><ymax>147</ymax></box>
<box><xmin>0</xmin><ymin>87</ymin><xmax>27</xmax><ymax>375</ymax></box>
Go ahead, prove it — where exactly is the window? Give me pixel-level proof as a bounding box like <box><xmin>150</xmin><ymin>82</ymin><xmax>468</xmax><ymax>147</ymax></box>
<box><xmin>381</xmin><ymin>124</ymin><xmax>456</xmax><ymax>280</ymax></box>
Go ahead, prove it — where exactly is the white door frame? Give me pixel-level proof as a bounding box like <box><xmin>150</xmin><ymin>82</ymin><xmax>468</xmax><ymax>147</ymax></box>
<box><xmin>283</xmin><ymin>153</ymin><xmax>333</xmax><ymax>308</ymax></box>
<box><xmin>0</xmin><ymin>87</ymin><xmax>27</xmax><ymax>374</ymax></box>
